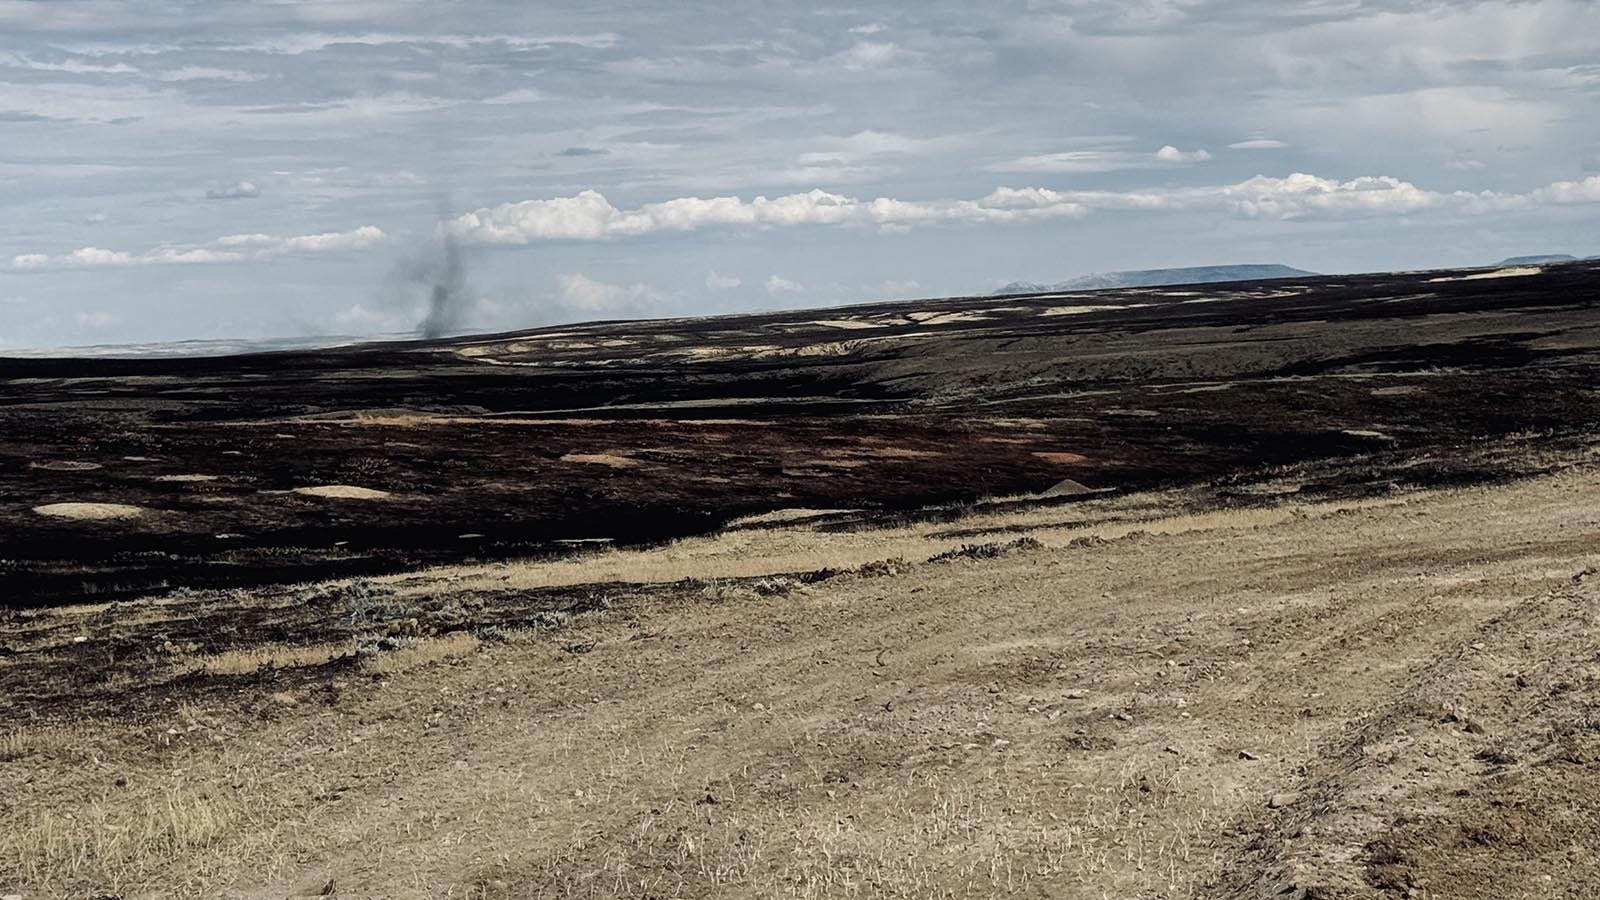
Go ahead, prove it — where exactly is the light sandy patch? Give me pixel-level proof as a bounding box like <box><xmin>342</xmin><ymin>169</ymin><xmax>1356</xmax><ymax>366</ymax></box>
<box><xmin>808</xmin><ymin>319</ymin><xmax>883</xmax><ymax>330</ymax></box>
<box><xmin>32</xmin><ymin>503</ymin><xmax>143</xmax><ymax>521</ymax></box>
<box><xmin>1428</xmin><ymin>266</ymin><xmax>1541</xmax><ymax>283</ymax></box>
<box><xmin>291</xmin><ymin>485</ymin><xmax>392</xmax><ymax>500</ymax></box>
<box><xmin>1039</xmin><ymin>305</ymin><xmax>1130</xmax><ymax>316</ymax></box>
<box><xmin>560</xmin><ymin>453</ymin><xmax>639</xmax><ymax>469</ymax></box>
<box><xmin>29</xmin><ymin>461</ymin><xmax>102</xmax><ymax>472</ymax></box>
<box><xmin>726</xmin><ymin>507</ymin><xmax>855</xmax><ymax>528</ymax></box>
<box><xmin>916</xmin><ymin>311</ymin><xmax>989</xmax><ymax>325</ymax></box>
<box><xmin>1033</xmin><ymin>451</ymin><xmax>1090</xmax><ymax>464</ymax></box>
<box><xmin>154</xmin><ymin>474</ymin><xmax>220</xmax><ymax>483</ymax></box>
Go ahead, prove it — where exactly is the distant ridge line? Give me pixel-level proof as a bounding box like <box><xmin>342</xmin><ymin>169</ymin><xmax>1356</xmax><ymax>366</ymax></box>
<box><xmin>996</xmin><ymin>264</ymin><xmax>1318</xmax><ymax>295</ymax></box>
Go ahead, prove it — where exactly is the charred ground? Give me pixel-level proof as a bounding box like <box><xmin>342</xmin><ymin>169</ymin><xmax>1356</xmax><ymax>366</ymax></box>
<box><xmin>3</xmin><ymin>261</ymin><xmax>1598</xmax><ymax>604</ymax></box>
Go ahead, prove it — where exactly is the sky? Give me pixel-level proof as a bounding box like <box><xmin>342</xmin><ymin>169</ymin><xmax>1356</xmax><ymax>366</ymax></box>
<box><xmin>1</xmin><ymin>0</ymin><xmax>1598</xmax><ymax>351</ymax></box>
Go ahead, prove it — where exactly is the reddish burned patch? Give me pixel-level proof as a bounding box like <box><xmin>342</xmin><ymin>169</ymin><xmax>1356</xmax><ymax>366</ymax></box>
<box><xmin>1032</xmin><ymin>451</ymin><xmax>1091</xmax><ymax>465</ymax></box>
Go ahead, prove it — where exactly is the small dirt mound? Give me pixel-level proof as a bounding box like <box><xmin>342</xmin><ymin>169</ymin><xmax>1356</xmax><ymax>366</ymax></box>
<box><xmin>32</xmin><ymin>502</ymin><xmax>144</xmax><ymax>521</ymax></box>
<box><xmin>292</xmin><ymin>485</ymin><xmax>392</xmax><ymax>500</ymax></box>
<box><xmin>1041</xmin><ymin>478</ymin><xmax>1093</xmax><ymax>497</ymax></box>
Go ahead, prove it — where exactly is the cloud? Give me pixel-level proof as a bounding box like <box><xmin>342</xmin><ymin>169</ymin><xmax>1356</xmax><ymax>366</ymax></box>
<box><xmin>773</xmin><ymin>130</ymin><xmax>947</xmax><ymax>185</ymax></box>
<box><xmin>765</xmin><ymin>274</ymin><xmax>804</xmax><ymax>294</ymax></box>
<box><xmin>74</xmin><ymin>311</ymin><xmax>118</xmax><ymax>328</ymax></box>
<box><xmin>828</xmin><ymin>41</ymin><xmax>905</xmax><ymax>69</ymax></box>
<box><xmin>1155</xmin><ymin>145</ymin><xmax>1211</xmax><ymax>164</ymax></box>
<box><xmin>557</xmin><ymin>146</ymin><xmax>609</xmax><ymax>157</ymax></box>
<box><xmin>153</xmin><ymin>66</ymin><xmax>264</xmax><ymax>82</ymax></box>
<box><xmin>705</xmin><ymin>270</ymin><xmax>741</xmax><ymax>290</ymax></box>
<box><xmin>218</xmin><ymin>31</ymin><xmax>620</xmax><ymax>56</ymax></box>
<box><xmin>444</xmin><ymin>187</ymin><xmax>1090</xmax><ymax>245</ymax></box>
<box><xmin>556</xmin><ymin>273</ymin><xmax>661</xmax><ymax>314</ymax></box>
<box><xmin>442</xmin><ymin>169</ymin><xmax>1600</xmax><ymax>248</ymax></box>
<box><xmin>10</xmin><ymin>225</ymin><xmax>384</xmax><ymax>271</ymax></box>
<box><xmin>993</xmin><ymin>145</ymin><xmax>1211</xmax><ymax>173</ymax></box>
<box><xmin>205</xmin><ymin>180</ymin><xmax>260</xmax><ymax>200</ymax></box>
<box><xmin>996</xmin><ymin>173</ymin><xmax>1447</xmax><ymax>219</ymax></box>
<box><xmin>1530</xmin><ymin>175</ymin><xmax>1600</xmax><ymax>205</ymax></box>
<box><xmin>1229</xmin><ymin>138</ymin><xmax>1290</xmax><ymax>150</ymax></box>
<box><xmin>863</xmin><ymin>279</ymin><xmax>920</xmax><ymax>299</ymax></box>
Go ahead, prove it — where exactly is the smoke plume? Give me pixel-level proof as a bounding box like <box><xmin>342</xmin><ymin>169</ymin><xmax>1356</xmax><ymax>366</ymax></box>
<box><xmin>415</xmin><ymin>229</ymin><xmax>466</xmax><ymax>339</ymax></box>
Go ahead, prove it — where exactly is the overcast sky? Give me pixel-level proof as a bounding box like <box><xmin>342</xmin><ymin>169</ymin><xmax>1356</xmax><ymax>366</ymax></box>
<box><xmin>1</xmin><ymin>0</ymin><xmax>1597</xmax><ymax>351</ymax></box>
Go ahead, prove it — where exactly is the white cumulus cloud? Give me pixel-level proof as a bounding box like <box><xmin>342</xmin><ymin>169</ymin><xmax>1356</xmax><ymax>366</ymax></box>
<box><xmin>765</xmin><ymin>275</ymin><xmax>805</xmax><ymax>294</ymax></box>
<box><xmin>705</xmin><ymin>270</ymin><xmax>742</xmax><ymax>290</ymax></box>
<box><xmin>9</xmin><ymin>225</ymin><xmax>385</xmax><ymax>271</ymax></box>
<box><xmin>440</xmin><ymin>171</ymin><xmax>1600</xmax><ymax>248</ymax></box>
<box><xmin>993</xmin><ymin>145</ymin><xmax>1211</xmax><ymax>173</ymax></box>
<box><xmin>1229</xmin><ymin>139</ymin><xmax>1290</xmax><ymax>150</ymax></box>
<box><xmin>556</xmin><ymin>273</ymin><xmax>662</xmax><ymax>313</ymax></box>
<box><xmin>443</xmin><ymin>187</ymin><xmax>1089</xmax><ymax>245</ymax></box>
<box><xmin>205</xmin><ymin>180</ymin><xmax>261</xmax><ymax>200</ymax></box>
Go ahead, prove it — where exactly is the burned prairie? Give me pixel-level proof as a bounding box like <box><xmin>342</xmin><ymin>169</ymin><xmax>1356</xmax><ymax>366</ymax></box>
<box><xmin>3</xmin><ymin>261</ymin><xmax>1597</xmax><ymax>604</ymax></box>
<box><xmin>4</xmin><ymin>262</ymin><xmax>1600</xmax><ymax>899</ymax></box>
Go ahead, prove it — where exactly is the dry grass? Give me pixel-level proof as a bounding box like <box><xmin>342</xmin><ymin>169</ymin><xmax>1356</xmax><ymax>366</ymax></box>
<box><xmin>1</xmin><ymin>725</ymin><xmax>68</xmax><ymax>762</ymax></box>
<box><xmin>391</xmin><ymin>489</ymin><xmax>1399</xmax><ymax>599</ymax></box>
<box><xmin>362</xmin><ymin>630</ymin><xmax>480</xmax><ymax>674</ymax></box>
<box><xmin>560</xmin><ymin>452</ymin><xmax>640</xmax><ymax>468</ymax></box>
<box><xmin>1</xmin><ymin>788</ymin><xmax>240</xmax><ymax>888</ymax></box>
<box><xmin>188</xmin><ymin>641</ymin><xmax>348</xmax><ymax>676</ymax></box>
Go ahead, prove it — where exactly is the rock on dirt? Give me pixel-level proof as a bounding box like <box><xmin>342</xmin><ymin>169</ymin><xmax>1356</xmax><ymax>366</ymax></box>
<box><xmin>1268</xmin><ymin>791</ymin><xmax>1302</xmax><ymax>809</ymax></box>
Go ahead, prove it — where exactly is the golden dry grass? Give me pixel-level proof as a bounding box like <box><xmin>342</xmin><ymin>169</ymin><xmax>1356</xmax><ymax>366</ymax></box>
<box><xmin>389</xmin><ymin>490</ymin><xmax>1399</xmax><ymax>599</ymax></box>
<box><xmin>2</xmin><ymin>788</ymin><xmax>240</xmax><ymax>887</ymax></box>
<box><xmin>188</xmin><ymin>641</ymin><xmax>348</xmax><ymax>676</ymax></box>
<box><xmin>9</xmin><ymin>469</ymin><xmax>1597</xmax><ymax>898</ymax></box>
<box><xmin>362</xmin><ymin>630</ymin><xmax>480</xmax><ymax>674</ymax></box>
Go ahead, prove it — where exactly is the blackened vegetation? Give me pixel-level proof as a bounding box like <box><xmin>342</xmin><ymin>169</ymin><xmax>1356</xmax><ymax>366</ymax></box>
<box><xmin>2</xmin><ymin>261</ymin><xmax>1598</xmax><ymax>605</ymax></box>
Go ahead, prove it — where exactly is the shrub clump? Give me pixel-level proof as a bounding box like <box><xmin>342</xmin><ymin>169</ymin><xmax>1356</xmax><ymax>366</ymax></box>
<box><xmin>927</xmin><ymin>536</ymin><xmax>1044</xmax><ymax>564</ymax></box>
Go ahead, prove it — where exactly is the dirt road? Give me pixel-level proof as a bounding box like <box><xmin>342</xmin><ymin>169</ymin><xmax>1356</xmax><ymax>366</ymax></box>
<box><xmin>5</xmin><ymin>463</ymin><xmax>1600</xmax><ymax>898</ymax></box>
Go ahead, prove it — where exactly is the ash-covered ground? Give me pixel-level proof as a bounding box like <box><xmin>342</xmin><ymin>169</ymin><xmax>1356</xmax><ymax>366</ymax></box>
<box><xmin>3</xmin><ymin>260</ymin><xmax>1597</xmax><ymax>604</ymax></box>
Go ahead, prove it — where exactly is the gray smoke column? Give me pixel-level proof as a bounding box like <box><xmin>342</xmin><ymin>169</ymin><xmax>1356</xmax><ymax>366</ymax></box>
<box><xmin>415</xmin><ymin>227</ymin><xmax>466</xmax><ymax>339</ymax></box>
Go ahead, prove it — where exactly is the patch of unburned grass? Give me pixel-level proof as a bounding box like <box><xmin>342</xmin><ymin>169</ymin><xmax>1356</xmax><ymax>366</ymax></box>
<box><xmin>362</xmin><ymin>630</ymin><xmax>480</xmax><ymax>675</ymax></box>
<box><xmin>1</xmin><ymin>788</ymin><xmax>240</xmax><ymax>889</ymax></box>
<box><xmin>188</xmin><ymin>642</ymin><xmax>348</xmax><ymax>676</ymax></box>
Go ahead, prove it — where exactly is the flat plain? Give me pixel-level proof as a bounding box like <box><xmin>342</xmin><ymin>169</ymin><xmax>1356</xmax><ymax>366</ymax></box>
<box><xmin>3</xmin><ymin>262</ymin><xmax>1599</xmax><ymax>898</ymax></box>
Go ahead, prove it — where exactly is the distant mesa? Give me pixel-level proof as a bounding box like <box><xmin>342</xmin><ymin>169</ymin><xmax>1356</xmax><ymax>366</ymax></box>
<box><xmin>996</xmin><ymin>264</ymin><xmax>1318</xmax><ymax>295</ymax></box>
<box><xmin>1497</xmin><ymin>254</ymin><xmax>1577</xmax><ymax>266</ymax></box>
